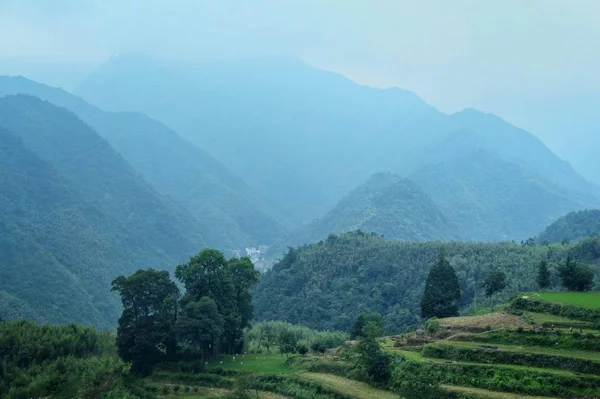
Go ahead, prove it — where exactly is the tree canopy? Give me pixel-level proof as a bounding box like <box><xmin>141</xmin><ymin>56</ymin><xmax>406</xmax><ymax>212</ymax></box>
<box><xmin>421</xmin><ymin>250</ymin><xmax>462</xmax><ymax>319</ymax></box>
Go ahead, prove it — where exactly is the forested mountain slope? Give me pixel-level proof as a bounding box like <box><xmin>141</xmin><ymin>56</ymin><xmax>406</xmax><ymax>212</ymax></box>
<box><xmin>412</xmin><ymin>151</ymin><xmax>597</xmax><ymax>241</ymax></box>
<box><xmin>253</xmin><ymin>232</ymin><xmax>600</xmax><ymax>334</ymax></box>
<box><xmin>0</xmin><ymin>95</ymin><xmax>206</xmax><ymax>326</ymax></box>
<box><xmin>0</xmin><ymin>76</ymin><xmax>290</xmax><ymax>249</ymax></box>
<box><xmin>539</xmin><ymin>209</ymin><xmax>600</xmax><ymax>244</ymax></box>
<box><xmin>76</xmin><ymin>55</ymin><xmax>599</xmax><ymax>236</ymax></box>
<box><xmin>272</xmin><ymin>173</ymin><xmax>459</xmax><ymax>255</ymax></box>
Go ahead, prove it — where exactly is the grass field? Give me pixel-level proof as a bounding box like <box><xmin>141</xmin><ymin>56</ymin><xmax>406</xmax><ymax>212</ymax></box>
<box><xmin>442</xmin><ymin>385</ymin><xmax>558</xmax><ymax>399</ymax></box>
<box><xmin>524</xmin><ymin>292</ymin><xmax>600</xmax><ymax>309</ymax></box>
<box><xmin>207</xmin><ymin>353</ymin><xmax>293</xmax><ymax>374</ymax></box>
<box><xmin>298</xmin><ymin>373</ymin><xmax>400</xmax><ymax>399</ymax></box>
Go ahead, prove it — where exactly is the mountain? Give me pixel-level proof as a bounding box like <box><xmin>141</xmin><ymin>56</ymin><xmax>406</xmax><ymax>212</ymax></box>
<box><xmin>539</xmin><ymin>209</ymin><xmax>600</xmax><ymax>244</ymax></box>
<box><xmin>0</xmin><ymin>76</ymin><xmax>291</xmax><ymax>249</ymax></box>
<box><xmin>0</xmin><ymin>95</ymin><xmax>206</xmax><ymax>326</ymax></box>
<box><xmin>75</xmin><ymin>55</ymin><xmax>600</xmax><ymax>237</ymax></box>
<box><xmin>412</xmin><ymin>151</ymin><xmax>597</xmax><ymax>241</ymax></box>
<box><xmin>271</xmin><ymin>173</ymin><xmax>459</xmax><ymax>255</ymax></box>
<box><xmin>253</xmin><ymin>231</ymin><xmax>600</xmax><ymax>333</ymax></box>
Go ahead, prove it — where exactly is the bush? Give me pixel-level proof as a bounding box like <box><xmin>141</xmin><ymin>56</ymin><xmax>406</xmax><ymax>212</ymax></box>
<box><xmin>297</xmin><ymin>344</ymin><xmax>309</xmax><ymax>356</ymax></box>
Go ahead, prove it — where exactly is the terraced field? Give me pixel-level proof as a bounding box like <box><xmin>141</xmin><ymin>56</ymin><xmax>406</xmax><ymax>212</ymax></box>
<box><xmin>524</xmin><ymin>292</ymin><xmax>600</xmax><ymax>309</ymax></box>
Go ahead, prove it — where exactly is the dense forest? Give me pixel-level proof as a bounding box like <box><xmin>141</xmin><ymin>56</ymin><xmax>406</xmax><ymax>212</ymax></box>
<box><xmin>0</xmin><ymin>95</ymin><xmax>206</xmax><ymax>326</ymax></box>
<box><xmin>538</xmin><ymin>208</ymin><xmax>600</xmax><ymax>244</ymax></box>
<box><xmin>254</xmin><ymin>232</ymin><xmax>600</xmax><ymax>333</ymax></box>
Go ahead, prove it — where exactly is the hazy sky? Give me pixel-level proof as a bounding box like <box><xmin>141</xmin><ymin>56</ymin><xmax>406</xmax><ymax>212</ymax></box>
<box><xmin>1</xmin><ymin>0</ymin><xmax>600</xmax><ymax>172</ymax></box>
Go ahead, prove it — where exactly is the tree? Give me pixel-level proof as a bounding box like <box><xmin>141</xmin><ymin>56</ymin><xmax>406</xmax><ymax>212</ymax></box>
<box><xmin>175</xmin><ymin>297</ymin><xmax>223</xmax><ymax>359</ymax></box>
<box><xmin>355</xmin><ymin>321</ymin><xmax>391</xmax><ymax>385</ymax></box>
<box><xmin>111</xmin><ymin>269</ymin><xmax>179</xmax><ymax>374</ymax></box>
<box><xmin>350</xmin><ymin>312</ymin><xmax>383</xmax><ymax>339</ymax></box>
<box><xmin>482</xmin><ymin>270</ymin><xmax>507</xmax><ymax>297</ymax></box>
<box><xmin>537</xmin><ymin>260</ymin><xmax>551</xmax><ymax>289</ymax></box>
<box><xmin>278</xmin><ymin>330</ymin><xmax>297</xmax><ymax>357</ymax></box>
<box><xmin>175</xmin><ymin>249</ymin><xmax>241</xmax><ymax>354</ymax></box>
<box><xmin>557</xmin><ymin>256</ymin><xmax>594</xmax><ymax>292</ymax></box>
<box><xmin>297</xmin><ymin>344</ymin><xmax>309</xmax><ymax>356</ymax></box>
<box><xmin>421</xmin><ymin>250</ymin><xmax>462</xmax><ymax>319</ymax></box>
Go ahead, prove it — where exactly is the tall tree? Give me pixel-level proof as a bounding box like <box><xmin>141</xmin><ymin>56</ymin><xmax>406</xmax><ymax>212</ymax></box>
<box><xmin>175</xmin><ymin>297</ymin><xmax>223</xmax><ymax>360</ymax></box>
<box><xmin>356</xmin><ymin>321</ymin><xmax>391</xmax><ymax>385</ymax></box>
<box><xmin>537</xmin><ymin>260</ymin><xmax>551</xmax><ymax>289</ymax></box>
<box><xmin>111</xmin><ymin>269</ymin><xmax>179</xmax><ymax>374</ymax></box>
<box><xmin>482</xmin><ymin>270</ymin><xmax>507</xmax><ymax>298</ymax></box>
<box><xmin>421</xmin><ymin>249</ymin><xmax>462</xmax><ymax>319</ymax></box>
<box><xmin>557</xmin><ymin>256</ymin><xmax>594</xmax><ymax>292</ymax></box>
<box><xmin>225</xmin><ymin>257</ymin><xmax>261</xmax><ymax>352</ymax></box>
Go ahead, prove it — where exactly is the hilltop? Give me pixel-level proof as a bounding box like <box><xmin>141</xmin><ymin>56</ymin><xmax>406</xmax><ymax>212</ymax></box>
<box><xmin>539</xmin><ymin>209</ymin><xmax>600</xmax><ymax>244</ymax></box>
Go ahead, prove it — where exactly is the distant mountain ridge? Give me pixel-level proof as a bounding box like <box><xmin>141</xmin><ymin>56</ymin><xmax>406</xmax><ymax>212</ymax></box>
<box><xmin>0</xmin><ymin>76</ymin><xmax>291</xmax><ymax>250</ymax></box>
<box><xmin>75</xmin><ymin>55</ymin><xmax>599</xmax><ymax>240</ymax></box>
<box><xmin>271</xmin><ymin>172</ymin><xmax>460</xmax><ymax>255</ymax></box>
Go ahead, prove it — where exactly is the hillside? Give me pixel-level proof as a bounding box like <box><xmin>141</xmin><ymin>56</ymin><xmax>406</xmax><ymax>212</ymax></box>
<box><xmin>0</xmin><ymin>95</ymin><xmax>205</xmax><ymax>326</ymax></box>
<box><xmin>538</xmin><ymin>209</ymin><xmax>600</xmax><ymax>244</ymax></box>
<box><xmin>272</xmin><ymin>173</ymin><xmax>460</xmax><ymax>256</ymax></box>
<box><xmin>75</xmin><ymin>55</ymin><xmax>600</xmax><ymax>238</ymax></box>
<box><xmin>0</xmin><ymin>76</ymin><xmax>291</xmax><ymax>250</ymax></box>
<box><xmin>253</xmin><ymin>232</ymin><xmax>600</xmax><ymax>334</ymax></box>
<box><xmin>412</xmin><ymin>151</ymin><xmax>596</xmax><ymax>241</ymax></box>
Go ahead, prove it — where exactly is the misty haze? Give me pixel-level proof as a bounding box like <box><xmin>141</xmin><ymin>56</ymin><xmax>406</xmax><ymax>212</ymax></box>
<box><xmin>1</xmin><ymin>2</ymin><xmax>600</xmax><ymax>399</ymax></box>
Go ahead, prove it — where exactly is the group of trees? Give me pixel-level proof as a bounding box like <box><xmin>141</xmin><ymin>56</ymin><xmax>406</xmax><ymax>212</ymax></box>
<box><xmin>111</xmin><ymin>249</ymin><xmax>259</xmax><ymax>374</ymax></box>
<box><xmin>254</xmin><ymin>232</ymin><xmax>600</xmax><ymax>333</ymax></box>
<box><xmin>537</xmin><ymin>257</ymin><xmax>595</xmax><ymax>291</ymax></box>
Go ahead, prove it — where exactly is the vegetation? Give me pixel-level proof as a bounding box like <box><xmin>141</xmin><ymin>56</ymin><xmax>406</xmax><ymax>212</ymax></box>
<box><xmin>557</xmin><ymin>256</ymin><xmax>594</xmax><ymax>291</ymax></box>
<box><xmin>536</xmin><ymin>260</ymin><xmax>551</xmax><ymax>289</ymax></box>
<box><xmin>0</xmin><ymin>95</ymin><xmax>207</xmax><ymax>327</ymax></box>
<box><xmin>111</xmin><ymin>249</ymin><xmax>260</xmax><ymax>374</ymax></box>
<box><xmin>0</xmin><ymin>320</ymin><xmax>134</xmax><ymax>399</ymax></box>
<box><xmin>421</xmin><ymin>250</ymin><xmax>462</xmax><ymax>319</ymax></box>
<box><xmin>482</xmin><ymin>270</ymin><xmax>507</xmax><ymax>298</ymax></box>
<box><xmin>538</xmin><ymin>209</ymin><xmax>600</xmax><ymax>244</ymax></box>
<box><xmin>272</xmin><ymin>173</ymin><xmax>460</xmax><ymax>256</ymax></box>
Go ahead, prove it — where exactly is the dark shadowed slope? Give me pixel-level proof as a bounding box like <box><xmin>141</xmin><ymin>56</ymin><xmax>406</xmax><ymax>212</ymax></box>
<box><xmin>0</xmin><ymin>76</ymin><xmax>291</xmax><ymax>249</ymax></box>
<box><xmin>0</xmin><ymin>95</ymin><xmax>206</xmax><ymax>326</ymax></box>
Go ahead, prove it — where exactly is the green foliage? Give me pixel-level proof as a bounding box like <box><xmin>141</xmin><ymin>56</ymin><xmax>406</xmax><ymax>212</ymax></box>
<box><xmin>176</xmin><ymin>297</ymin><xmax>223</xmax><ymax>358</ymax></box>
<box><xmin>511</xmin><ymin>295</ymin><xmax>600</xmax><ymax>322</ymax></box>
<box><xmin>244</xmin><ymin>321</ymin><xmax>348</xmax><ymax>355</ymax></box>
<box><xmin>557</xmin><ymin>256</ymin><xmax>594</xmax><ymax>291</ymax></box>
<box><xmin>279</xmin><ymin>330</ymin><xmax>298</xmax><ymax>356</ymax></box>
<box><xmin>176</xmin><ymin>250</ymin><xmax>260</xmax><ymax>354</ymax></box>
<box><xmin>536</xmin><ymin>260</ymin><xmax>551</xmax><ymax>289</ymax></box>
<box><xmin>111</xmin><ymin>269</ymin><xmax>179</xmax><ymax>374</ymax></box>
<box><xmin>482</xmin><ymin>270</ymin><xmax>507</xmax><ymax>297</ymax></box>
<box><xmin>355</xmin><ymin>326</ymin><xmax>392</xmax><ymax>385</ymax></box>
<box><xmin>539</xmin><ymin>209</ymin><xmax>600</xmax><ymax>244</ymax></box>
<box><xmin>421</xmin><ymin>250</ymin><xmax>461</xmax><ymax>319</ymax></box>
<box><xmin>350</xmin><ymin>312</ymin><xmax>383</xmax><ymax>339</ymax></box>
<box><xmin>0</xmin><ymin>320</ymin><xmax>131</xmax><ymax>398</ymax></box>
<box><xmin>423</xmin><ymin>318</ymin><xmax>441</xmax><ymax>335</ymax></box>
<box><xmin>467</xmin><ymin>330</ymin><xmax>600</xmax><ymax>351</ymax></box>
<box><xmin>255</xmin><ymin>233</ymin><xmax>600</xmax><ymax>334</ymax></box>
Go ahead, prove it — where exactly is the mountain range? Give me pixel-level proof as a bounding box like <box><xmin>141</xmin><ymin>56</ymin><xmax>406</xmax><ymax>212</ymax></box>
<box><xmin>75</xmin><ymin>55</ymin><xmax>599</xmax><ymax>238</ymax></box>
<box><xmin>2</xmin><ymin>55</ymin><xmax>599</xmax><ymax>325</ymax></box>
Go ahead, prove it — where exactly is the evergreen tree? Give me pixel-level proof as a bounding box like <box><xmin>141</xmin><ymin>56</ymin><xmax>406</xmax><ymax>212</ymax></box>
<box><xmin>421</xmin><ymin>249</ymin><xmax>461</xmax><ymax>319</ymax></box>
<box><xmin>111</xmin><ymin>269</ymin><xmax>179</xmax><ymax>374</ymax></box>
<box><xmin>537</xmin><ymin>260</ymin><xmax>551</xmax><ymax>289</ymax></box>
